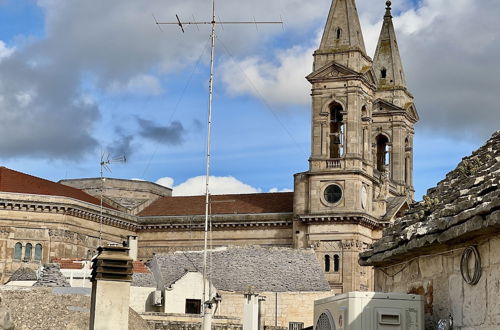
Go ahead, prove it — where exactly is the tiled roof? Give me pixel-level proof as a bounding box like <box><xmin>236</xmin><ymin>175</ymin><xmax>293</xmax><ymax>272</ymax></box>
<box><xmin>138</xmin><ymin>192</ymin><xmax>294</xmax><ymax>217</ymax></box>
<box><xmin>149</xmin><ymin>246</ymin><xmax>331</xmax><ymax>292</ymax></box>
<box><xmin>0</xmin><ymin>167</ymin><xmax>111</xmax><ymax>208</ymax></box>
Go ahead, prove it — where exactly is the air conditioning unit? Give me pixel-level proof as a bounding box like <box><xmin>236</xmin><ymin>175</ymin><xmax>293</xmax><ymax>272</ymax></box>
<box><xmin>314</xmin><ymin>292</ymin><xmax>424</xmax><ymax>330</ymax></box>
<box><xmin>153</xmin><ymin>290</ymin><xmax>163</xmax><ymax>307</ymax></box>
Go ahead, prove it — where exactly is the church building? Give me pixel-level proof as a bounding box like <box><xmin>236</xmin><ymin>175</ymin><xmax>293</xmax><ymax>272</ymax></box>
<box><xmin>0</xmin><ymin>0</ymin><xmax>417</xmax><ymax>294</ymax></box>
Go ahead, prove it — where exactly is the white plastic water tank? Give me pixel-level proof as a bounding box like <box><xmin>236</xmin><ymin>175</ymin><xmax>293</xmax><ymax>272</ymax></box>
<box><xmin>314</xmin><ymin>292</ymin><xmax>424</xmax><ymax>330</ymax></box>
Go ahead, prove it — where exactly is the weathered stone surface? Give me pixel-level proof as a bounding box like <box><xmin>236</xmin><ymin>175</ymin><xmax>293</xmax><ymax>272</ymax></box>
<box><xmin>463</xmin><ymin>273</ymin><xmax>487</xmax><ymax>326</ymax></box>
<box><xmin>360</xmin><ymin>131</ymin><xmax>500</xmax><ymax>266</ymax></box>
<box><xmin>150</xmin><ymin>246</ymin><xmax>331</xmax><ymax>293</ymax></box>
<box><xmin>448</xmin><ymin>274</ymin><xmax>463</xmax><ymax>327</ymax></box>
<box><xmin>33</xmin><ymin>264</ymin><xmax>70</xmax><ymax>288</ymax></box>
<box><xmin>8</xmin><ymin>268</ymin><xmax>37</xmax><ymax>282</ymax></box>
<box><xmin>0</xmin><ymin>286</ymin><xmax>151</xmax><ymax>330</ymax></box>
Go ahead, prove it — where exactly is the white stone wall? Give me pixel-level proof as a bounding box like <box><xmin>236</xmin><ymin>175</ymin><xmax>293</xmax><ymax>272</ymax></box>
<box><xmin>374</xmin><ymin>235</ymin><xmax>500</xmax><ymax>329</ymax></box>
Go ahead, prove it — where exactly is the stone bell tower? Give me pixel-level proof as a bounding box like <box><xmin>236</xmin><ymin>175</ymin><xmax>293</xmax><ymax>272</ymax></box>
<box><xmin>293</xmin><ymin>0</ymin><xmax>418</xmax><ymax>293</ymax></box>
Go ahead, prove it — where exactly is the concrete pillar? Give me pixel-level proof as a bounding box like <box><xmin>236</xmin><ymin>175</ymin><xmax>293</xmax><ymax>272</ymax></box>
<box><xmin>127</xmin><ymin>236</ymin><xmax>138</xmax><ymax>261</ymax></box>
<box><xmin>89</xmin><ymin>246</ymin><xmax>133</xmax><ymax>330</ymax></box>
<box><xmin>243</xmin><ymin>293</ymin><xmax>260</xmax><ymax>330</ymax></box>
<box><xmin>258</xmin><ymin>296</ymin><xmax>266</xmax><ymax>330</ymax></box>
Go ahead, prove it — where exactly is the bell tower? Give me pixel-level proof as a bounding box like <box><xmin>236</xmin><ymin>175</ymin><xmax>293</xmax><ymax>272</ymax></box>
<box><xmin>293</xmin><ymin>0</ymin><xmax>418</xmax><ymax>293</ymax></box>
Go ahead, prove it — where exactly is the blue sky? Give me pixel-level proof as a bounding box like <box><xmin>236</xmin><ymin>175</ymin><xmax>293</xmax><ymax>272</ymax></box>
<box><xmin>0</xmin><ymin>0</ymin><xmax>498</xmax><ymax>200</ymax></box>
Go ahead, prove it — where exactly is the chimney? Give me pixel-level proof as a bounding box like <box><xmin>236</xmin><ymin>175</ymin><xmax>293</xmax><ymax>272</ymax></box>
<box><xmin>127</xmin><ymin>236</ymin><xmax>138</xmax><ymax>261</ymax></box>
<box><xmin>89</xmin><ymin>246</ymin><xmax>133</xmax><ymax>330</ymax></box>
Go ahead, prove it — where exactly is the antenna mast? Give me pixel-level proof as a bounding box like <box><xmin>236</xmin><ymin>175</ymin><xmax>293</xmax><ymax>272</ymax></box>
<box><xmin>156</xmin><ymin>2</ymin><xmax>282</xmax><ymax>329</ymax></box>
<box><xmin>98</xmin><ymin>152</ymin><xmax>126</xmax><ymax>247</ymax></box>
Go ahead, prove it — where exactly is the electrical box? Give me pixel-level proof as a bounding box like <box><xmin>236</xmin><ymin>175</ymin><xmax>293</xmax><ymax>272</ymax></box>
<box><xmin>314</xmin><ymin>292</ymin><xmax>424</xmax><ymax>330</ymax></box>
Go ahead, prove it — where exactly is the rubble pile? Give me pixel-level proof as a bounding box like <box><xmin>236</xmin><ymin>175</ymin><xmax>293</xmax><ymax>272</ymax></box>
<box><xmin>33</xmin><ymin>264</ymin><xmax>70</xmax><ymax>287</ymax></box>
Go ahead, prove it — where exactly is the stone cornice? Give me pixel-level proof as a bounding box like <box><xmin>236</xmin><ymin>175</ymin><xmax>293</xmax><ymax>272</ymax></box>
<box><xmin>0</xmin><ymin>193</ymin><xmax>138</xmax><ymax>231</ymax></box>
<box><xmin>296</xmin><ymin>214</ymin><xmax>387</xmax><ymax>230</ymax></box>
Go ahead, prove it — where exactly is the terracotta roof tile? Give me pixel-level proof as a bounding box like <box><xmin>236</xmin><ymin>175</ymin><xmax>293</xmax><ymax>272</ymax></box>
<box><xmin>0</xmin><ymin>167</ymin><xmax>112</xmax><ymax>208</ymax></box>
<box><xmin>138</xmin><ymin>192</ymin><xmax>294</xmax><ymax>217</ymax></box>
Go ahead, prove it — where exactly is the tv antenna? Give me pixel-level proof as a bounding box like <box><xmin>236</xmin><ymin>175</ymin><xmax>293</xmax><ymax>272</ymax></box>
<box><xmin>155</xmin><ymin>1</ymin><xmax>282</xmax><ymax>329</ymax></box>
<box><xmin>98</xmin><ymin>152</ymin><xmax>126</xmax><ymax>246</ymax></box>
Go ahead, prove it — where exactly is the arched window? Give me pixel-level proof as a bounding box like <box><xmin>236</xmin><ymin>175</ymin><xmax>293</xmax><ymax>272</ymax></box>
<box><xmin>24</xmin><ymin>243</ymin><xmax>32</xmax><ymax>261</ymax></box>
<box><xmin>35</xmin><ymin>244</ymin><xmax>43</xmax><ymax>261</ymax></box>
<box><xmin>376</xmin><ymin>134</ymin><xmax>390</xmax><ymax>171</ymax></box>
<box><xmin>336</xmin><ymin>28</ymin><xmax>342</xmax><ymax>39</ymax></box>
<box><xmin>324</xmin><ymin>255</ymin><xmax>331</xmax><ymax>272</ymax></box>
<box><xmin>14</xmin><ymin>243</ymin><xmax>22</xmax><ymax>260</ymax></box>
<box><xmin>333</xmin><ymin>255</ymin><xmax>340</xmax><ymax>272</ymax></box>
<box><xmin>381</xmin><ymin>68</ymin><xmax>387</xmax><ymax>79</ymax></box>
<box><xmin>329</xmin><ymin>102</ymin><xmax>345</xmax><ymax>158</ymax></box>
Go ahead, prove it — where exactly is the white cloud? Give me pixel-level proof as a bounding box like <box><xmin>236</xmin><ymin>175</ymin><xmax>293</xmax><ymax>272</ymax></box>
<box><xmin>269</xmin><ymin>187</ymin><xmax>293</xmax><ymax>193</ymax></box>
<box><xmin>221</xmin><ymin>43</ymin><xmax>315</xmax><ymax>107</ymax></box>
<box><xmin>157</xmin><ymin>175</ymin><xmax>261</xmax><ymax>196</ymax></box>
<box><xmin>108</xmin><ymin>74</ymin><xmax>163</xmax><ymax>96</ymax></box>
<box><xmin>0</xmin><ymin>41</ymin><xmax>14</xmax><ymax>61</ymax></box>
<box><xmin>156</xmin><ymin>176</ymin><xmax>174</xmax><ymax>189</ymax></box>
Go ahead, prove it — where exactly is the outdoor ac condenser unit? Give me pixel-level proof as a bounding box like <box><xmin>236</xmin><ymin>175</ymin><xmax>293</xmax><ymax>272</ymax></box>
<box><xmin>314</xmin><ymin>292</ymin><xmax>424</xmax><ymax>330</ymax></box>
<box><xmin>153</xmin><ymin>290</ymin><xmax>163</xmax><ymax>306</ymax></box>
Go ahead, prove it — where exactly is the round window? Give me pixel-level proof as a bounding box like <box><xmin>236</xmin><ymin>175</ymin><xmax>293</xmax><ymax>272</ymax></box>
<box><xmin>324</xmin><ymin>184</ymin><xmax>343</xmax><ymax>204</ymax></box>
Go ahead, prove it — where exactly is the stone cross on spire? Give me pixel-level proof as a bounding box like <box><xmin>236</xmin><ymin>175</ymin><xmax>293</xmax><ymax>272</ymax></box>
<box><xmin>373</xmin><ymin>1</ymin><xmax>408</xmax><ymax>90</ymax></box>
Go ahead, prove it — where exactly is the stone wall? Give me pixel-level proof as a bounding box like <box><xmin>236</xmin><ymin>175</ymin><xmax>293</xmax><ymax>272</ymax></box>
<box><xmin>374</xmin><ymin>234</ymin><xmax>500</xmax><ymax>329</ymax></box>
<box><xmin>217</xmin><ymin>291</ymin><xmax>332</xmax><ymax>328</ymax></box>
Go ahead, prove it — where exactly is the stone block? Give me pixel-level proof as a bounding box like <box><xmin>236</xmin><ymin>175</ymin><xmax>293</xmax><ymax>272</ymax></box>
<box><xmin>489</xmin><ymin>236</ymin><xmax>500</xmax><ymax>265</ymax></box>
<box><xmin>463</xmin><ymin>272</ymin><xmax>487</xmax><ymax>326</ymax></box>
<box><xmin>487</xmin><ymin>265</ymin><xmax>500</xmax><ymax>325</ymax></box>
<box><xmin>448</xmin><ymin>274</ymin><xmax>463</xmax><ymax>327</ymax></box>
<box><xmin>419</xmin><ymin>255</ymin><xmax>443</xmax><ymax>278</ymax></box>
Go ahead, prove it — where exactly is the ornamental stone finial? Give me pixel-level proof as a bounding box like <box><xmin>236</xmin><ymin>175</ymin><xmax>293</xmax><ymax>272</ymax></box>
<box><xmin>386</xmin><ymin>1</ymin><xmax>392</xmax><ymax>9</ymax></box>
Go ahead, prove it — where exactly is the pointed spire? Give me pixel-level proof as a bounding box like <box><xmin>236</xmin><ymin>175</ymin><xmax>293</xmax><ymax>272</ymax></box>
<box><xmin>373</xmin><ymin>1</ymin><xmax>407</xmax><ymax>89</ymax></box>
<box><xmin>319</xmin><ymin>0</ymin><xmax>367</xmax><ymax>55</ymax></box>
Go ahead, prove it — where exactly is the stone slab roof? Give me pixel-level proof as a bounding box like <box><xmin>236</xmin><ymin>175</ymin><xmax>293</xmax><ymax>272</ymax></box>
<box><xmin>149</xmin><ymin>246</ymin><xmax>331</xmax><ymax>293</ymax></box>
<box><xmin>9</xmin><ymin>267</ymin><xmax>38</xmax><ymax>282</ymax></box>
<box><xmin>132</xmin><ymin>273</ymin><xmax>157</xmax><ymax>288</ymax></box>
<box><xmin>360</xmin><ymin>131</ymin><xmax>500</xmax><ymax>266</ymax></box>
<box><xmin>33</xmin><ymin>264</ymin><xmax>70</xmax><ymax>287</ymax></box>
<box><xmin>383</xmin><ymin>196</ymin><xmax>409</xmax><ymax>221</ymax></box>
<box><xmin>0</xmin><ymin>167</ymin><xmax>112</xmax><ymax>208</ymax></box>
<box><xmin>139</xmin><ymin>192</ymin><xmax>294</xmax><ymax>217</ymax></box>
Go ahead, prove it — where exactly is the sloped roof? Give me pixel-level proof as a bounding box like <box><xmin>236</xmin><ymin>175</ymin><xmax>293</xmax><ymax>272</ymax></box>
<box><xmin>149</xmin><ymin>246</ymin><xmax>331</xmax><ymax>292</ymax></box>
<box><xmin>360</xmin><ymin>131</ymin><xmax>500</xmax><ymax>266</ymax></box>
<box><xmin>0</xmin><ymin>167</ymin><xmax>110</xmax><ymax>208</ymax></box>
<box><xmin>139</xmin><ymin>192</ymin><xmax>294</xmax><ymax>217</ymax></box>
<box><xmin>9</xmin><ymin>267</ymin><xmax>37</xmax><ymax>282</ymax></box>
<box><xmin>383</xmin><ymin>196</ymin><xmax>409</xmax><ymax>221</ymax></box>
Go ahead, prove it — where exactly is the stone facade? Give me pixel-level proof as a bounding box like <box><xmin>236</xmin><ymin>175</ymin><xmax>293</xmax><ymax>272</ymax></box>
<box><xmin>360</xmin><ymin>131</ymin><xmax>500</xmax><ymax>329</ymax></box>
<box><xmin>293</xmin><ymin>0</ymin><xmax>417</xmax><ymax>293</ymax></box>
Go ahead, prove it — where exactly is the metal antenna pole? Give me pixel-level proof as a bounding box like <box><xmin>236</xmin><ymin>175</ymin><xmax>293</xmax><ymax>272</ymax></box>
<box><xmin>98</xmin><ymin>153</ymin><xmax>126</xmax><ymax>247</ymax></box>
<box><xmin>155</xmin><ymin>3</ymin><xmax>282</xmax><ymax>328</ymax></box>
<box><xmin>202</xmin><ymin>0</ymin><xmax>216</xmax><ymax>324</ymax></box>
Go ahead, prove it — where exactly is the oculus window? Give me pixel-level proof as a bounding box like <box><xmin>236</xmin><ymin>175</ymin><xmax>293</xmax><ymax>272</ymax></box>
<box><xmin>324</xmin><ymin>184</ymin><xmax>343</xmax><ymax>204</ymax></box>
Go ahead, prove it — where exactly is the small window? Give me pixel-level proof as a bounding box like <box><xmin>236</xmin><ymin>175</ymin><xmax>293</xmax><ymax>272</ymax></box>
<box><xmin>324</xmin><ymin>184</ymin><xmax>343</xmax><ymax>204</ymax></box>
<box><xmin>14</xmin><ymin>243</ymin><xmax>22</xmax><ymax>260</ymax></box>
<box><xmin>185</xmin><ymin>299</ymin><xmax>201</xmax><ymax>314</ymax></box>
<box><xmin>381</xmin><ymin>69</ymin><xmax>387</xmax><ymax>79</ymax></box>
<box><xmin>336</xmin><ymin>28</ymin><xmax>342</xmax><ymax>39</ymax></box>
<box><xmin>24</xmin><ymin>243</ymin><xmax>32</xmax><ymax>261</ymax></box>
<box><xmin>334</xmin><ymin>255</ymin><xmax>340</xmax><ymax>272</ymax></box>
<box><xmin>35</xmin><ymin>244</ymin><xmax>43</xmax><ymax>261</ymax></box>
<box><xmin>324</xmin><ymin>255</ymin><xmax>331</xmax><ymax>272</ymax></box>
